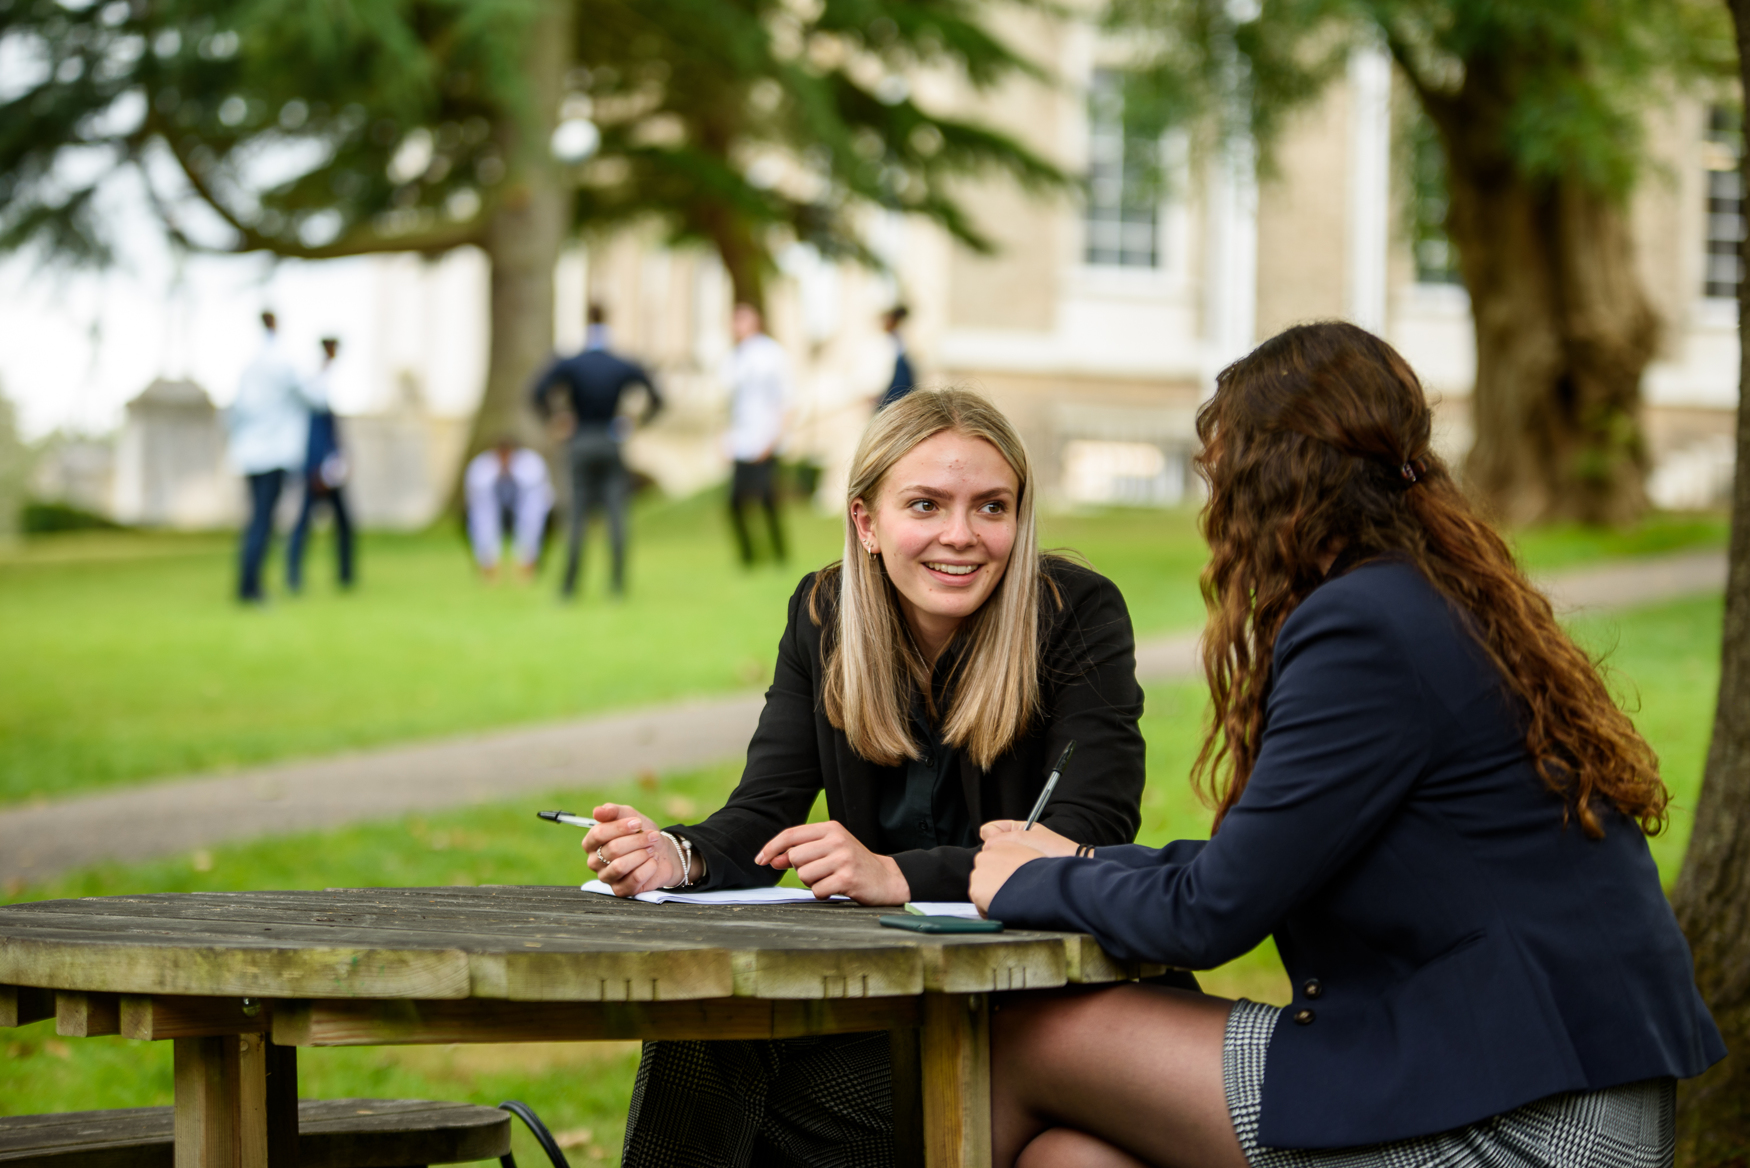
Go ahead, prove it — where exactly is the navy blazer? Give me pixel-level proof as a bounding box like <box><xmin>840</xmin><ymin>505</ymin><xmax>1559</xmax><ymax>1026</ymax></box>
<box><xmin>990</xmin><ymin>560</ymin><xmax>1724</xmax><ymax>1149</ymax></box>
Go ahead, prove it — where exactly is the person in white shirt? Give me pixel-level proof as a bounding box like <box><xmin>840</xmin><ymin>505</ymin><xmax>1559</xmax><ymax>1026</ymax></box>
<box><xmin>464</xmin><ymin>439</ymin><xmax>554</xmax><ymax>580</ymax></box>
<box><xmin>723</xmin><ymin>302</ymin><xmax>789</xmax><ymax>565</ymax></box>
<box><xmin>227</xmin><ymin>311</ymin><xmax>321</xmax><ymax>602</ymax></box>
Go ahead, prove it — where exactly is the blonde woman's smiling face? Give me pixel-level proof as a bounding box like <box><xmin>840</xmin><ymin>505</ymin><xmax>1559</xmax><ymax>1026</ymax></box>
<box><xmin>851</xmin><ymin>429</ymin><xmax>1020</xmax><ymax>660</ymax></box>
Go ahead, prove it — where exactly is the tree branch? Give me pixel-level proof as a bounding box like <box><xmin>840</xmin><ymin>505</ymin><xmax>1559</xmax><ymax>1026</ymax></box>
<box><xmin>152</xmin><ymin>117</ymin><xmax>486</xmax><ymax>260</ymax></box>
<box><xmin>1379</xmin><ymin>23</ymin><xmax>1454</xmax><ymax>126</ymax></box>
<box><xmin>229</xmin><ymin>215</ymin><xmax>490</xmax><ymax>260</ymax></box>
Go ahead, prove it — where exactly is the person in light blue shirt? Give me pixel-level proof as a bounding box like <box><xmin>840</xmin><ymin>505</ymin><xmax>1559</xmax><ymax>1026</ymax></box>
<box><xmin>227</xmin><ymin>311</ymin><xmax>321</xmax><ymax>602</ymax></box>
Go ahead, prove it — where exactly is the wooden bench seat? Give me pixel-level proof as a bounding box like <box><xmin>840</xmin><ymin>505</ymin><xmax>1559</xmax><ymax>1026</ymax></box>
<box><xmin>0</xmin><ymin>1098</ymin><xmax>512</xmax><ymax>1167</ymax></box>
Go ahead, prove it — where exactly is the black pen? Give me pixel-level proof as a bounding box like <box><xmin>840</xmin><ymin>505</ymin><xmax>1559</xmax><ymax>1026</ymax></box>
<box><xmin>1022</xmin><ymin>740</ymin><xmax>1077</xmax><ymax>830</ymax></box>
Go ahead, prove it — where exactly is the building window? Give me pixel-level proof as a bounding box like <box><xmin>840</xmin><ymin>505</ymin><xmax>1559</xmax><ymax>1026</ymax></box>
<box><xmin>1063</xmin><ymin>439</ymin><xmax>1184</xmax><ymax>507</ymax></box>
<box><xmin>1703</xmin><ymin>105</ymin><xmax>1743</xmax><ymax>300</ymax></box>
<box><xmin>1407</xmin><ymin>112</ymin><xmax>1462</xmax><ymax>286</ymax></box>
<box><xmin>1084</xmin><ymin>70</ymin><xmax>1161</xmax><ymax>269</ymax></box>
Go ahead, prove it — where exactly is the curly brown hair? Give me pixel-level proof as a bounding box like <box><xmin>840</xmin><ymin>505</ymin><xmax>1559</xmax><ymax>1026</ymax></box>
<box><xmin>1193</xmin><ymin>320</ymin><xmax>1668</xmax><ymax>839</ymax></box>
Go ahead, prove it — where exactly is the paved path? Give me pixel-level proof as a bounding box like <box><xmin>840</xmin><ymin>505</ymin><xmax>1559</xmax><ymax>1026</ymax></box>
<box><xmin>0</xmin><ymin>549</ymin><xmax>1727</xmax><ymax>887</ymax></box>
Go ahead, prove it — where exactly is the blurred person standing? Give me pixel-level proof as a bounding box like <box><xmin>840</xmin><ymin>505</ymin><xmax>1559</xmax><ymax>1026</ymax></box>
<box><xmin>286</xmin><ymin>337</ymin><xmax>355</xmax><ymax>593</ymax></box>
<box><xmin>464</xmin><ymin>438</ymin><xmax>554</xmax><ymax>581</ymax></box>
<box><xmin>531</xmin><ymin>305</ymin><xmax>663</xmax><ymax>599</ymax></box>
<box><xmin>724</xmin><ymin>302</ymin><xmax>789</xmax><ymax>566</ymax></box>
<box><xmin>227</xmin><ymin>311</ymin><xmax>320</xmax><ymax>604</ymax></box>
<box><xmin>874</xmin><ymin>304</ymin><xmax>916</xmax><ymax>411</ymax></box>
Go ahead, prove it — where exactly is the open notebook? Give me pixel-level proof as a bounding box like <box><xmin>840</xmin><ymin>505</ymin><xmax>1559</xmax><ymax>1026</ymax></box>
<box><xmin>580</xmin><ymin>880</ymin><xmax>849</xmax><ymax>905</ymax></box>
<box><xmin>579</xmin><ymin>882</ymin><xmax>984</xmax><ymax>916</ymax></box>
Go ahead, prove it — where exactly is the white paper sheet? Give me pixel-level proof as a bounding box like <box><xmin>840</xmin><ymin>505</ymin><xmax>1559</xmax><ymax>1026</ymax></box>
<box><xmin>581</xmin><ymin>880</ymin><xmax>849</xmax><ymax>905</ymax></box>
<box><xmin>903</xmin><ymin>902</ymin><xmax>983</xmax><ymax>919</ymax></box>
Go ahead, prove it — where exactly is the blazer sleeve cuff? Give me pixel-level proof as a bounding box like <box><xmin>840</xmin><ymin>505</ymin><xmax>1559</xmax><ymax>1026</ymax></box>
<box><xmin>1094</xmin><ymin>840</ymin><xmax>1206</xmax><ymax>868</ymax></box>
<box><xmin>667</xmin><ymin>825</ymin><xmax>779</xmax><ymax>892</ymax></box>
<box><xmin>986</xmin><ymin>854</ymin><xmax>1071</xmax><ymax>928</ymax></box>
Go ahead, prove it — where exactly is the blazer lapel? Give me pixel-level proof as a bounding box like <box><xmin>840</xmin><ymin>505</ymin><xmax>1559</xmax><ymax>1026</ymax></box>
<box><xmin>832</xmin><ymin>737</ymin><xmax>885</xmax><ymax>838</ymax></box>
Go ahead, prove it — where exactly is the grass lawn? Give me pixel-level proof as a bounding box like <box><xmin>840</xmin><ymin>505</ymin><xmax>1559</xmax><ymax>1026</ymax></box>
<box><xmin>0</xmin><ymin>586</ymin><xmax>1725</xmax><ymax>1160</ymax></box>
<box><xmin>0</xmin><ymin>494</ymin><xmax>834</xmax><ymax>805</ymax></box>
<box><xmin>0</xmin><ymin>496</ymin><xmax>1725</xmax><ymax>807</ymax></box>
<box><xmin>0</xmin><ymin>498</ymin><xmax>1216</xmax><ymax>806</ymax></box>
<box><xmin>1507</xmin><ymin>514</ymin><xmax>1730</xmax><ymax>572</ymax></box>
<box><xmin>1568</xmin><ymin>594</ymin><xmax>1725</xmax><ymax>876</ymax></box>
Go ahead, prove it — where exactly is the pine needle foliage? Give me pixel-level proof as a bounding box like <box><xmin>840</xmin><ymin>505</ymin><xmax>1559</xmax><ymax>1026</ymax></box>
<box><xmin>0</xmin><ymin>0</ymin><xmax>532</xmax><ymax>263</ymax></box>
<box><xmin>565</xmin><ymin>0</ymin><xmax>1070</xmax><ymax>304</ymax></box>
<box><xmin>1</xmin><ymin>0</ymin><xmax>1067</xmax><ymax>304</ymax></box>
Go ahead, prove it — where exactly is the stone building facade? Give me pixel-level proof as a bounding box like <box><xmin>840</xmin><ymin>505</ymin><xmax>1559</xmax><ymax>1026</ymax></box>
<box><xmin>585</xmin><ymin>20</ymin><xmax>1742</xmax><ymax>514</ymax></box>
<box><xmin>34</xmin><ymin>17</ymin><xmax>1739</xmax><ymax>527</ymax></box>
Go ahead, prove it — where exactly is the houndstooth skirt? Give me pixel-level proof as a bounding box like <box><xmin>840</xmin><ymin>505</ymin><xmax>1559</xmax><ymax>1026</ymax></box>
<box><xmin>620</xmin><ymin>1033</ymin><xmax>895</xmax><ymax>1168</ymax></box>
<box><xmin>1224</xmin><ymin>999</ymin><xmax>1676</xmax><ymax>1168</ymax></box>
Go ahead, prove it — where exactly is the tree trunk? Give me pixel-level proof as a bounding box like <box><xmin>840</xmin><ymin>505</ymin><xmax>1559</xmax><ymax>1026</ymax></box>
<box><xmin>693</xmin><ymin>113</ymin><xmax>768</xmax><ymax>315</ymax></box>
<box><xmin>1422</xmin><ymin>79</ymin><xmax>1658</xmax><ymax>527</ymax></box>
<box><xmin>463</xmin><ymin>0</ymin><xmax>572</xmax><ymax>465</ymax></box>
<box><xmin>708</xmin><ymin>217</ymin><xmax>767</xmax><ymax>315</ymax></box>
<box><xmin>1669</xmin><ymin>6</ymin><xmax>1750</xmax><ymax>1161</ymax></box>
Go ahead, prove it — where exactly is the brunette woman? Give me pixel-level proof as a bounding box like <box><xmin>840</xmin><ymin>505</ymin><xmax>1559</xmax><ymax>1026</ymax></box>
<box><xmin>584</xmin><ymin>388</ymin><xmax>1151</xmax><ymax>1166</ymax></box>
<box><xmin>971</xmin><ymin>322</ymin><xmax>1724</xmax><ymax>1168</ymax></box>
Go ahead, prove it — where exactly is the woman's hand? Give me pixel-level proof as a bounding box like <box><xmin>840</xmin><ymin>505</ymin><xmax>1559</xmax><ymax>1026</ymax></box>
<box><xmin>978</xmin><ymin>819</ymin><xmax>1079</xmax><ymax>858</ymax></box>
<box><xmin>583</xmin><ymin>803</ymin><xmax>682</xmax><ymax>896</ymax></box>
<box><xmin>756</xmin><ymin>821</ymin><xmax>910</xmax><ymax>905</ymax></box>
<box><xmin>970</xmin><ymin>836</ymin><xmax>1050</xmax><ymax>916</ymax></box>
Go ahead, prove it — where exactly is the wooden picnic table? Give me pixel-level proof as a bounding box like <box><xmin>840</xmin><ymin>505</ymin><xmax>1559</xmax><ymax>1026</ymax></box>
<box><xmin>0</xmin><ymin>886</ymin><xmax>1164</xmax><ymax>1168</ymax></box>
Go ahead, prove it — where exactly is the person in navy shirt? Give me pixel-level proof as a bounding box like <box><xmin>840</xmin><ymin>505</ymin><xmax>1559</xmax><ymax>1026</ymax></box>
<box><xmin>531</xmin><ymin>304</ymin><xmax>663</xmax><ymax>598</ymax></box>
<box><xmin>286</xmin><ymin>336</ymin><xmax>355</xmax><ymax>592</ymax></box>
<box><xmin>875</xmin><ymin>303</ymin><xmax>917</xmax><ymax>411</ymax></box>
<box><xmin>969</xmin><ymin>321</ymin><xmax>1724</xmax><ymax>1168</ymax></box>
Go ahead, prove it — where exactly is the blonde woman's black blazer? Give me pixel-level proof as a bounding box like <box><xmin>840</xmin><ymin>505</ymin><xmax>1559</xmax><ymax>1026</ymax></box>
<box><xmin>669</xmin><ymin>558</ymin><xmax>1147</xmax><ymax>900</ymax></box>
<box><xmin>990</xmin><ymin>559</ymin><xmax>1725</xmax><ymax>1148</ymax></box>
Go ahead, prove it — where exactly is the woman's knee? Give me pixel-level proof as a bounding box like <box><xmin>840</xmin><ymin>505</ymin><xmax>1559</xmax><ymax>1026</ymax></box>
<box><xmin>1016</xmin><ymin>1126</ymin><xmax>1151</xmax><ymax>1168</ymax></box>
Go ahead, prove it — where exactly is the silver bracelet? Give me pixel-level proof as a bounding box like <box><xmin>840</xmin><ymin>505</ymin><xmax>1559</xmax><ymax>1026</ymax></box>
<box><xmin>660</xmin><ymin>831</ymin><xmax>693</xmax><ymax>889</ymax></box>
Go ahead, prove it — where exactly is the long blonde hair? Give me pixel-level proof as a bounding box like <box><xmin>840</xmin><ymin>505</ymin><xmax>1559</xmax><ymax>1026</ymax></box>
<box><xmin>811</xmin><ymin>388</ymin><xmax>1046</xmax><ymax>770</ymax></box>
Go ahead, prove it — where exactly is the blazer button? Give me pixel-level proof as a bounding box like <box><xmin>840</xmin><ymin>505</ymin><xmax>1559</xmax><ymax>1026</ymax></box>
<box><xmin>1293</xmin><ymin>1008</ymin><xmax>1315</xmax><ymax>1025</ymax></box>
<box><xmin>1303</xmin><ymin>979</ymin><xmax>1323</xmax><ymax>999</ymax></box>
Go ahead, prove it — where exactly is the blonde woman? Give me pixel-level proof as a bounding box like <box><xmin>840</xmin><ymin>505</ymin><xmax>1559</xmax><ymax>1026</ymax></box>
<box><xmin>583</xmin><ymin>388</ymin><xmax>1153</xmax><ymax>1167</ymax></box>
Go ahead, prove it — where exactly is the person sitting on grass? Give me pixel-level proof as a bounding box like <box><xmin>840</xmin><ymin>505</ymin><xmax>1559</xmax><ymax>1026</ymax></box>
<box><xmin>968</xmin><ymin>320</ymin><xmax>1725</xmax><ymax>1168</ymax></box>
<box><xmin>463</xmin><ymin>438</ymin><xmax>553</xmax><ymax>583</ymax></box>
<box><xmin>582</xmin><ymin>387</ymin><xmax>1153</xmax><ymax>1166</ymax></box>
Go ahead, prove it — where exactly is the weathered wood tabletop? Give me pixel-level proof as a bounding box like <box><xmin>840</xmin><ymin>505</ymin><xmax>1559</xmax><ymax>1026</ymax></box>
<box><xmin>0</xmin><ymin>886</ymin><xmax>1161</xmax><ymax>1168</ymax></box>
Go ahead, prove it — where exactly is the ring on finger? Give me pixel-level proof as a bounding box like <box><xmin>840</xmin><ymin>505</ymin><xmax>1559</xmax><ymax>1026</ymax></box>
<box><xmin>597</xmin><ymin>847</ymin><xmax>607</xmax><ymax>868</ymax></box>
